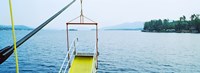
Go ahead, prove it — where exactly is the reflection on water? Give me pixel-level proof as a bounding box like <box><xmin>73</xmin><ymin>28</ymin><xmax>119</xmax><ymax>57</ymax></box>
<box><xmin>0</xmin><ymin>30</ymin><xmax>200</xmax><ymax>73</ymax></box>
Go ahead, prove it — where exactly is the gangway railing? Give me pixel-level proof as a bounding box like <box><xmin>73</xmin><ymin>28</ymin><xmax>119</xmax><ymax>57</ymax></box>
<box><xmin>91</xmin><ymin>50</ymin><xmax>98</xmax><ymax>73</ymax></box>
<box><xmin>59</xmin><ymin>38</ymin><xmax>78</xmax><ymax>73</ymax></box>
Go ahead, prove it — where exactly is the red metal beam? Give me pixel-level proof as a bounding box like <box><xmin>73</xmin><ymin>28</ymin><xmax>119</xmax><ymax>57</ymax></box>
<box><xmin>66</xmin><ymin>23</ymin><xmax>97</xmax><ymax>25</ymax></box>
<box><xmin>66</xmin><ymin>23</ymin><xmax>70</xmax><ymax>61</ymax></box>
<box><xmin>66</xmin><ymin>23</ymin><xmax>99</xmax><ymax>65</ymax></box>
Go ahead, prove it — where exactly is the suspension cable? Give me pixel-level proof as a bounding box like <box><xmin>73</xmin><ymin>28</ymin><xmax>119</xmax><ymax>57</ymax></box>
<box><xmin>80</xmin><ymin>0</ymin><xmax>84</xmax><ymax>23</ymax></box>
<box><xmin>80</xmin><ymin>0</ymin><xmax>83</xmax><ymax>16</ymax></box>
<box><xmin>9</xmin><ymin>0</ymin><xmax>19</xmax><ymax>73</ymax></box>
<box><xmin>0</xmin><ymin>0</ymin><xmax>77</xmax><ymax>64</ymax></box>
<box><xmin>67</xmin><ymin>0</ymin><xmax>96</xmax><ymax>23</ymax></box>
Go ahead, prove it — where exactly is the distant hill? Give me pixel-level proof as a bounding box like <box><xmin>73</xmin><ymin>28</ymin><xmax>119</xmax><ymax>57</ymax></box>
<box><xmin>0</xmin><ymin>25</ymin><xmax>33</xmax><ymax>30</ymax></box>
<box><xmin>69</xmin><ymin>29</ymin><xmax>78</xmax><ymax>31</ymax></box>
<box><xmin>102</xmin><ymin>22</ymin><xmax>144</xmax><ymax>30</ymax></box>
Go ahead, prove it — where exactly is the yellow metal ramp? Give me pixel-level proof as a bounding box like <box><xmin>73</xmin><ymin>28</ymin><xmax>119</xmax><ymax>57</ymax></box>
<box><xmin>69</xmin><ymin>56</ymin><xmax>96</xmax><ymax>73</ymax></box>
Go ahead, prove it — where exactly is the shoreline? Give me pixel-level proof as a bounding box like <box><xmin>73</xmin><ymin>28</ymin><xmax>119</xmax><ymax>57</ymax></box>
<box><xmin>142</xmin><ymin>30</ymin><xmax>200</xmax><ymax>34</ymax></box>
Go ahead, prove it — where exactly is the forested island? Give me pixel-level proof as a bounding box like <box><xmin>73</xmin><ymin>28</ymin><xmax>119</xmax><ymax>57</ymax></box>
<box><xmin>0</xmin><ymin>25</ymin><xmax>33</xmax><ymax>30</ymax></box>
<box><xmin>143</xmin><ymin>14</ymin><xmax>200</xmax><ymax>33</ymax></box>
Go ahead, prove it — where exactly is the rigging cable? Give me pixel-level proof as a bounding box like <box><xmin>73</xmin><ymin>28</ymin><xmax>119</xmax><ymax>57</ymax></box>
<box><xmin>0</xmin><ymin>0</ymin><xmax>76</xmax><ymax>64</ymax></box>
<box><xmin>80</xmin><ymin>0</ymin><xmax>84</xmax><ymax>23</ymax></box>
<box><xmin>9</xmin><ymin>0</ymin><xmax>19</xmax><ymax>73</ymax></box>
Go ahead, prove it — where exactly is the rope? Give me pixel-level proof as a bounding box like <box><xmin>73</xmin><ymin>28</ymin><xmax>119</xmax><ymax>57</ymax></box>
<box><xmin>68</xmin><ymin>16</ymin><xmax>80</xmax><ymax>23</ymax></box>
<box><xmin>9</xmin><ymin>0</ymin><xmax>19</xmax><ymax>73</ymax></box>
<box><xmin>80</xmin><ymin>0</ymin><xmax>84</xmax><ymax>23</ymax></box>
<box><xmin>80</xmin><ymin>0</ymin><xmax>83</xmax><ymax>16</ymax></box>
<box><xmin>67</xmin><ymin>0</ymin><xmax>97</xmax><ymax>23</ymax></box>
<box><xmin>84</xmin><ymin>16</ymin><xmax>96</xmax><ymax>23</ymax></box>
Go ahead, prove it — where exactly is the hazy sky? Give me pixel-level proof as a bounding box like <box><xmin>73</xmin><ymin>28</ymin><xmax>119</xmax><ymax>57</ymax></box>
<box><xmin>0</xmin><ymin>0</ymin><xmax>200</xmax><ymax>29</ymax></box>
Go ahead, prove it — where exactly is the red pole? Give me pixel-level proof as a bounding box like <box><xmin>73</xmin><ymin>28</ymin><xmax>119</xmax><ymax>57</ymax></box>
<box><xmin>96</xmin><ymin>23</ymin><xmax>98</xmax><ymax>55</ymax></box>
<box><xmin>96</xmin><ymin>23</ymin><xmax>99</xmax><ymax>69</ymax></box>
<box><xmin>66</xmin><ymin>23</ymin><xmax>70</xmax><ymax>60</ymax></box>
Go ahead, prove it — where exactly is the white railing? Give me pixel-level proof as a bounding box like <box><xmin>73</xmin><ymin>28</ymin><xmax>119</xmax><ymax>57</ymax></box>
<box><xmin>59</xmin><ymin>38</ymin><xmax>78</xmax><ymax>73</ymax></box>
<box><xmin>91</xmin><ymin>50</ymin><xmax>98</xmax><ymax>73</ymax></box>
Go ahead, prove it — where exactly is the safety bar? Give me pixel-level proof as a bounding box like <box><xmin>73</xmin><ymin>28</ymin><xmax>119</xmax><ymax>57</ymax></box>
<box><xmin>59</xmin><ymin>37</ymin><xmax>78</xmax><ymax>73</ymax></box>
<box><xmin>90</xmin><ymin>50</ymin><xmax>98</xmax><ymax>73</ymax></box>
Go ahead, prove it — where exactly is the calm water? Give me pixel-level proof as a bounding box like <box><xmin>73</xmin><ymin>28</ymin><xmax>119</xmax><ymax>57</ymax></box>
<box><xmin>0</xmin><ymin>30</ymin><xmax>200</xmax><ymax>73</ymax></box>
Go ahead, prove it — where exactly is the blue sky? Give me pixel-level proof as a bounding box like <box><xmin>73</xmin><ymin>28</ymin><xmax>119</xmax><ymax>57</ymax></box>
<box><xmin>0</xmin><ymin>0</ymin><xmax>200</xmax><ymax>29</ymax></box>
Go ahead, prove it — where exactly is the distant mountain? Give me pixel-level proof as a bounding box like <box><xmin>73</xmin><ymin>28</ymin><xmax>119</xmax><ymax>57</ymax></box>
<box><xmin>102</xmin><ymin>22</ymin><xmax>144</xmax><ymax>30</ymax></box>
<box><xmin>0</xmin><ymin>25</ymin><xmax>33</xmax><ymax>30</ymax></box>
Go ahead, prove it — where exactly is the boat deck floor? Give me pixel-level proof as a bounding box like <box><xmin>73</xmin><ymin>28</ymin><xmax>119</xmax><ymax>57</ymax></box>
<box><xmin>69</xmin><ymin>56</ymin><xmax>94</xmax><ymax>73</ymax></box>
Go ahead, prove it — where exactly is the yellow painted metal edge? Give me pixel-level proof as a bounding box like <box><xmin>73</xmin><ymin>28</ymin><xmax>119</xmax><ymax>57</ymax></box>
<box><xmin>68</xmin><ymin>55</ymin><xmax>97</xmax><ymax>73</ymax></box>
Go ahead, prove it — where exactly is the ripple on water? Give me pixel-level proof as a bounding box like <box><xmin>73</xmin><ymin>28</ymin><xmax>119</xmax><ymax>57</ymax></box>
<box><xmin>1</xmin><ymin>31</ymin><xmax>200</xmax><ymax>73</ymax></box>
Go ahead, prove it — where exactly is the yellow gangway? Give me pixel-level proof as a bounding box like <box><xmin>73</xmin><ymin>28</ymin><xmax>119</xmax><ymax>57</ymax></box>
<box><xmin>69</xmin><ymin>56</ymin><xmax>93</xmax><ymax>73</ymax></box>
<box><xmin>58</xmin><ymin>21</ymin><xmax>98</xmax><ymax>73</ymax></box>
<box><xmin>69</xmin><ymin>54</ymin><xmax>97</xmax><ymax>73</ymax></box>
<box><xmin>59</xmin><ymin>0</ymin><xmax>98</xmax><ymax>72</ymax></box>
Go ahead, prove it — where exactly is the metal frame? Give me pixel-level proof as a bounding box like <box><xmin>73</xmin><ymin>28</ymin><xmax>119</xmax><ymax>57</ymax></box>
<box><xmin>66</xmin><ymin>23</ymin><xmax>98</xmax><ymax>57</ymax></box>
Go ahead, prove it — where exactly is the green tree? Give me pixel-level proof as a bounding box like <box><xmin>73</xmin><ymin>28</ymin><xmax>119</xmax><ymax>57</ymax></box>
<box><xmin>191</xmin><ymin>14</ymin><xmax>196</xmax><ymax>21</ymax></box>
<box><xmin>143</xmin><ymin>14</ymin><xmax>200</xmax><ymax>33</ymax></box>
<box><xmin>163</xmin><ymin>19</ymin><xmax>169</xmax><ymax>30</ymax></box>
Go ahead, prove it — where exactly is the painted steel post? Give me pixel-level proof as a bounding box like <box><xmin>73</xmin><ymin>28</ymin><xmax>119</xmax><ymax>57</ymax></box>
<box><xmin>66</xmin><ymin>23</ymin><xmax>70</xmax><ymax>68</ymax></box>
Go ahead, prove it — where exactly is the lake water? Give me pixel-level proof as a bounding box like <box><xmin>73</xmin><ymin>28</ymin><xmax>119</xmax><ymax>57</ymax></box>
<box><xmin>0</xmin><ymin>30</ymin><xmax>200</xmax><ymax>73</ymax></box>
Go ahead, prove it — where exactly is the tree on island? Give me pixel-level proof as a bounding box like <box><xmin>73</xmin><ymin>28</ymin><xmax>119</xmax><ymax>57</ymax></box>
<box><xmin>143</xmin><ymin>14</ymin><xmax>200</xmax><ymax>33</ymax></box>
